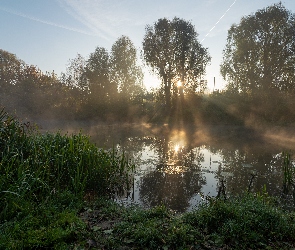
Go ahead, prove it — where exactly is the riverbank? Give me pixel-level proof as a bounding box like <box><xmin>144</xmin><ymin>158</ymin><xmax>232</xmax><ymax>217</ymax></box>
<box><xmin>80</xmin><ymin>194</ymin><xmax>295</xmax><ymax>249</ymax></box>
<box><xmin>1</xmin><ymin>193</ymin><xmax>295</xmax><ymax>249</ymax></box>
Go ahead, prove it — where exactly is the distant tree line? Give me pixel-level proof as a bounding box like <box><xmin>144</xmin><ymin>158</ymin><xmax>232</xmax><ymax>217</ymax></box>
<box><xmin>59</xmin><ymin>35</ymin><xmax>145</xmax><ymax>121</ymax></box>
<box><xmin>0</xmin><ymin>36</ymin><xmax>147</xmax><ymax>122</ymax></box>
<box><xmin>0</xmin><ymin>50</ymin><xmax>67</xmax><ymax>119</ymax></box>
<box><xmin>1</xmin><ymin>2</ymin><xmax>295</xmax><ymax>126</ymax></box>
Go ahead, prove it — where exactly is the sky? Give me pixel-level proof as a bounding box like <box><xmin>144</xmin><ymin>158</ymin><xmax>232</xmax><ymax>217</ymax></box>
<box><xmin>1</xmin><ymin>0</ymin><xmax>295</xmax><ymax>91</ymax></box>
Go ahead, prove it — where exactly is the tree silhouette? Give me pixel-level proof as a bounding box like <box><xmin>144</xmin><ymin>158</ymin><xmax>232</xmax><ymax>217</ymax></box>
<box><xmin>85</xmin><ymin>47</ymin><xmax>116</xmax><ymax>107</ymax></box>
<box><xmin>110</xmin><ymin>36</ymin><xmax>144</xmax><ymax>101</ymax></box>
<box><xmin>221</xmin><ymin>3</ymin><xmax>295</xmax><ymax>94</ymax></box>
<box><xmin>142</xmin><ymin>17</ymin><xmax>210</xmax><ymax>113</ymax></box>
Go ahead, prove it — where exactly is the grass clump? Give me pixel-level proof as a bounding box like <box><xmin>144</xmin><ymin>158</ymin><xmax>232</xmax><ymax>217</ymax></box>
<box><xmin>0</xmin><ymin>108</ymin><xmax>134</xmax><ymax>221</ymax></box>
<box><xmin>0</xmin><ymin>190</ymin><xmax>85</xmax><ymax>249</ymax></box>
<box><xmin>80</xmin><ymin>195</ymin><xmax>295</xmax><ymax>249</ymax></box>
<box><xmin>0</xmin><ymin>108</ymin><xmax>134</xmax><ymax>248</ymax></box>
<box><xmin>0</xmin><ymin>206</ymin><xmax>85</xmax><ymax>249</ymax></box>
<box><xmin>183</xmin><ymin>194</ymin><xmax>295</xmax><ymax>249</ymax></box>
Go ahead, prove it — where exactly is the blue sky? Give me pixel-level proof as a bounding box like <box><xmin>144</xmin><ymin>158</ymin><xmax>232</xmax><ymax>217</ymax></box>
<box><xmin>1</xmin><ymin>0</ymin><xmax>295</xmax><ymax>90</ymax></box>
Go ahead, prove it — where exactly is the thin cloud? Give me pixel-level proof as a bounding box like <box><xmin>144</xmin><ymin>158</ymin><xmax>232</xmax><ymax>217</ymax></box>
<box><xmin>58</xmin><ymin>0</ymin><xmax>123</xmax><ymax>41</ymax></box>
<box><xmin>201</xmin><ymin>0</ymin><xmax>238</xmax><ymax>42</ymax></box>
<box><xmin>0</xmin><ymin>6</ymin><xmax>99</xmax><ymax>37</ymax></box>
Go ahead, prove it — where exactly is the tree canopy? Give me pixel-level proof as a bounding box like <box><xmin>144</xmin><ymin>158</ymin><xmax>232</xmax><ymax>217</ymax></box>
<box><xmin>62</xmin><ymin>53</ymin><xmax>88</xmax><ymax>92</ymax></box>
<box><xmin>142</xmin><ymin>17</ymin><xmax>210</xmax><ymax>111</ymax></box>
<box><xmin>220</xmin><ymin>3</ymin><xmax>295</xmax><ymax>94</ymax></box>
<box><xmin>0</xmin><ymin>49</ymin><xmax>68</xmax><ymax>117</ymax></box>
<box><xmin>85</xmin><ymin>47</ymin><xmax>116</xmax><ymax>105</ymax></box>
<box><xmin>110</xmin><ymin>36</ymin><xmax>143</xmax><ymax>100</ymax></box>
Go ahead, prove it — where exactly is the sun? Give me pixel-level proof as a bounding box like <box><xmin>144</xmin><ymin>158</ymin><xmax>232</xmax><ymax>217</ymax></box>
<box><xmin>143</xmin><ymin>70</ymin><xmax>161</xmax><ymax>90</ymax></box>
<box><xmin>174</xmin><ymin>144</ymin><xmax>180</xmax><ymax>152</ymax></box>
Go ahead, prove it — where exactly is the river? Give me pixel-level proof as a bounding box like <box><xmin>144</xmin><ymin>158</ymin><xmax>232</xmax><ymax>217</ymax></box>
<box><xmin>76</xmin><ymin>122</ymin><xmax>294</xmax><ymax>213</ymax></box>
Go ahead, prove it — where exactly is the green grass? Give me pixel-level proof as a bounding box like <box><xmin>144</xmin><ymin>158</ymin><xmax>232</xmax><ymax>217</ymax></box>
<box><xmin>183</xmin><ymin>194</ymin><xmax>295</xmax><ymax>249</ymax></box>
<box><xmin>63</xmin><ymin>195</ymin><xmax>295</xmax><ymax>250</ymax></box>
<box><xmin>0</xmin><ymin>109</ymin><xmax>134</xmax><ymax>222</ymax></box>
<box><xmin>0</xmin><ymin>108</ymin><xmax>134</xmax><ymax>248</ymax></box>
<box><xmin>0</xmin><ymin>192</ymin><xmax>85</xmax><ymax>249</ymax></box>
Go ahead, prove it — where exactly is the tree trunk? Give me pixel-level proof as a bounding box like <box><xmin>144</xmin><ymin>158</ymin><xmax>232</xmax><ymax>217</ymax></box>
<box><xmin>165</xmin><ymin>80</ymin><xmax>171</xmax><ymax>114</ymax></box>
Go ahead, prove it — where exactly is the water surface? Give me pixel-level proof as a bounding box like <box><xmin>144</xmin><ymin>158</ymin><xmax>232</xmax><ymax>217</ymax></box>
<box><xmin>84</xmin><ymin>123</ymin><xmax>294</xmax><ymax>213</ymax></box>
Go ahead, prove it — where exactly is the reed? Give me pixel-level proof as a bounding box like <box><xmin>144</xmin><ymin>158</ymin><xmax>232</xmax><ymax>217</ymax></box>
<box><xmin>0</xmin><ymin>109</ymin><xmax>134</xmax><ymax>222</ymax></box>
<box><xmin>282</xmin><ymin>151</ymin><xmax>295</xmax><ymax>206</ymax></box>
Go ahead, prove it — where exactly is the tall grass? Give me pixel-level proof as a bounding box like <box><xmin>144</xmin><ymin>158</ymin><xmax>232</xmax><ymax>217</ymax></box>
<box><xmin>282</xmin><ymin>152</ymin><xmax>295</xmax><ymax>207</ymax></box>
<box><xmin>0</xmin><ymin>108</ymin><xmax>134</xmax><ymax>222</ymax></box>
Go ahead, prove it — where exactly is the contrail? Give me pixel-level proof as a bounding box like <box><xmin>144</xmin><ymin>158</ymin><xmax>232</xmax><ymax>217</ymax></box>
<box><xmin>0</xmin><ymin>6</ymin><xmax>99</xmax><ymax>37</ymax></box>
<box><xmin>201</xmin><ymin>0</ymin><xmax>237</xmax><ymax>42</ymax></box>
<box><xmin>58</xmin><ymin>0</ymin><xmax>119</xmax><ymax>41</ymax></box>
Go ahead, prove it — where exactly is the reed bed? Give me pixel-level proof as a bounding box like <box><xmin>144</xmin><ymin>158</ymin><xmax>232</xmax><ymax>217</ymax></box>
<box><xmin>0</xmin><ymin>108</ymin><xmax>134</xmax><ymax>222</ymax></box>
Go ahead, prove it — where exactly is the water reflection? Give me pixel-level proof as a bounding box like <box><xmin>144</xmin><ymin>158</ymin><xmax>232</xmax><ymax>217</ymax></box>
<box><xmin>139</xmin><ymin>165</ymin><xmax>205</xmax><ymax>213</ymax></box>
<box><xmin>75</xmin><ymin>123</ymin><xmax>292</xmax><ymax>212</ymax></box>
<box><xmin>138</xmin><ymin>135</ymin><xmax>206</xmax><ymax>212</ymax></box>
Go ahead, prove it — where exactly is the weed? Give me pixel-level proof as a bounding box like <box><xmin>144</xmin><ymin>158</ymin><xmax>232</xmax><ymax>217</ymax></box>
<box><xmin>183</xmin><ymin>193</ymin><xmax>295</xmax><ymax>249</ymax></box>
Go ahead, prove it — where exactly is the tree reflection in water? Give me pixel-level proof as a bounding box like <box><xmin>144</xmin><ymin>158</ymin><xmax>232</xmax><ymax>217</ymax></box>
<box><xmin>138</xmin><ymin>138</ymin><xmax>206</xmax><ymax>213</ymax></box>
<box><xmin>83</xmin><ymin>123</ymin><xmax>293</xmax><ymax>213</ymax></box>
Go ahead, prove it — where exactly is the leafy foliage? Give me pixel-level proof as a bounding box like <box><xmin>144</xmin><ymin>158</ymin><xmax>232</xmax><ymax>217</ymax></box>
<box><xmin>110</xmin><ymin>35</ymin><xmax>144</xmax><ymax>99</ymax></box>
<box><xmin>143</xmin><ymin>17</ymin><xmax>211</xmax><ymax>111</ymax></box>
<box><xmin>221</xmin><ymin>3</ymin><xmax>295</xmax><ymax>93</ymax></box>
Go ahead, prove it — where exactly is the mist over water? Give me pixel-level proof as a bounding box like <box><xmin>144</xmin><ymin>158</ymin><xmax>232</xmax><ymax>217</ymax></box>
<box><xmin>38</xmin><ymin>120</ymin><xmax>295</xmax><ymax>213</ymax></box>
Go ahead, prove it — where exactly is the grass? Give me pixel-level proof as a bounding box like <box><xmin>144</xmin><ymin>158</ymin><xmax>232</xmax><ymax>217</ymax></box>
<box><xmin>0</xmin><ymin>108</ymin><xmax>134</xmax><ymax>222</ymax></box>
<box><xmin>0</xmin><ymin>192</ymin><xmax>86</xmax><ymax>249</ymax></box>
<box><xmin>0</xmin><ymin>108</ymin><xmax>134</xmax><ymax>249</ymax></box>
<box><xmin>1</xmin><ymin>108</ymin><xmax>295</xmax><ymax>249</ymax></box>
<box><xmin>57</xmin><ymin>195</ymin><xmax>295</xmax><ymax>249</ymax></box>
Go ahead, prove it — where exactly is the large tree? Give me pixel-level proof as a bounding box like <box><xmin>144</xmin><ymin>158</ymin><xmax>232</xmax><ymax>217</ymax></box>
<box><xmin>62</xmin><ymin>53</ymin><xmax>88</xmax><ymax>92</ymax></box>
<box><xmin>110</xmin><ymin>36</ymin><xmax>143</xmax><ymax>100</ymax></box>
<box><xmin>142</xmin><ymin>17</ymin><xmax>210</xmax><ymax>111</ymax></box>
<box><xmin>0</xmin><ymin>49</ymin><xmax>24</xmax><ymax>87</ymax></box>
<box><xmin>220</xmin><ymin>3</ymin><xmax>295</xmax><ymax>93</ymax></box>
<box><xmin>85</xmin><ymin>47</ymin><xmax>116</xmax><ymax>105</ymax></box>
